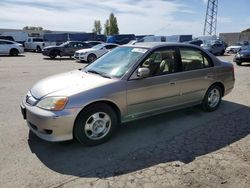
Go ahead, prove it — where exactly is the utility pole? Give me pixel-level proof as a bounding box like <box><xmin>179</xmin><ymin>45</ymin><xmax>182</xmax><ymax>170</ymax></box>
<box><xmin>203</xmin><ymin>0</ymin><xmax>218</xmax><ymax>36</ymax></box>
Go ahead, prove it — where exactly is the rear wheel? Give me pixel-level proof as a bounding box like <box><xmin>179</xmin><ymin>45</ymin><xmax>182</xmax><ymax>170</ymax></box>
<box><xmin>87</xmin><ymin>54</ymin><xmax>97</xmax><ymax>63</ymax></box>
<box><xmin>36</xmin><ymin>46</ymin><xmax>42</xmax><ymax>53</ymax></box>
<box><xmin>9</xmin><ymin>49</ymin><xmax>19</xmax><ymax>56</ymax></box>
<box><xmin>74</xmin><ymin>103</ymin><xmax>118</xmax><ymax>146</ymax></box>
<box><xmin>202</xmin><ymin>85</ymin><xmax>222</xmax><ymax>112</ymax></box>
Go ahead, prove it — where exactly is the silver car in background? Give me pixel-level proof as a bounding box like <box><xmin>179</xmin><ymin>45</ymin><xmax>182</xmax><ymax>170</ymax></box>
<box><xmin>20</xmin><ymin>43</ymin><xmax>235</xmax><ymax>146</ymax></box>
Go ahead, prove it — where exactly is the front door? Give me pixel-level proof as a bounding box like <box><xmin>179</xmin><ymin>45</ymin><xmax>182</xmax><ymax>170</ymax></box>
<box><xmin>126</xmin><ymin>47</ymin><xmax>182</xmax><ymax>119</ymax></box>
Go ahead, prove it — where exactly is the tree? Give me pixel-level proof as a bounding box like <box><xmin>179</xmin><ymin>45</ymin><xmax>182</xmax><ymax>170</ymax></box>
<box><xmin>104</xmin><ymin>19</ymin><xmax>110</xmax><ymax>35</ymax></box>
<box><xmin>109</xmin><ymin>13</ymin><xmax>119</xmax><ymax>35</ymax></box>
<box><xmin>23</xmin><ymin>26</ymin><xmax>43</xmax><ymax>31</ymax></box>
<box><xmin>242</xmin><ymin>28</ymin><xmax>250</xmax><ymax>33</ymax></box>
<box><xmin>92</xmin><ymin>20</ymin><xmax>102</xmax><ymax>34</ymax></box>
<box><xmin>103</xmin><ymin>13</ymin><xmax>119</xmax><ymax>35</ymax></box>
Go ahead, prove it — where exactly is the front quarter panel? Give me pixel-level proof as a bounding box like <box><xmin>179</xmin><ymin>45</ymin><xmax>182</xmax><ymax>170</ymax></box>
<box><xmin>60</xmin><ymin>80</ymin><xmax>127</xmax><ymax>120</ymax></box>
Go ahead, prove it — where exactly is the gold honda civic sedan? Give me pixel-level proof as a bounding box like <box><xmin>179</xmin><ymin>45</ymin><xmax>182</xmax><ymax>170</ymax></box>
<box><xmin>21</xmin><ymin>42</ymin><xmax>235</xmax><ymax>146</ymax></box>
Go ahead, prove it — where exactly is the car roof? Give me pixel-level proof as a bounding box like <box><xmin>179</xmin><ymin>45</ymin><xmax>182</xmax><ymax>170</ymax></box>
<box><xmin>124</xmin><ymin>42</ymin><xmax>199</xmax><ymax>49</ymax></box>
<box><xmin>0</xmin><ymin>39</ymin><xmax>15</xmax><ymax>42</ymax></box>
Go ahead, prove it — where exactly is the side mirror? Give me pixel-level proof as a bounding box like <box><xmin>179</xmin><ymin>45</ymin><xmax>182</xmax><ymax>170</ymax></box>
<box><xmin>137</xmin><ymin>67</ymin><xmax>150</xmax><ymax>79</ymax></box>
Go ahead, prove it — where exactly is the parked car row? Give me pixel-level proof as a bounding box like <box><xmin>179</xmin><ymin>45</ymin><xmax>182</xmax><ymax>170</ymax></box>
<box><xmin>0</xmin><ymin>39</ymin><xmax>24</xmax><ymax>56</ymax></box>
<box><xmin>233</xmin><ymin>45</ymin><xmax>250</xmax><ymax>65</ymax></box>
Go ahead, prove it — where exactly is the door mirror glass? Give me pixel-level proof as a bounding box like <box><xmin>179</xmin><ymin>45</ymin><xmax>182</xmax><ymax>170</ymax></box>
<box><xmin>137</xmin><ymin>67</ymin><xmax>150</xmax><ymax>79</ymax></box>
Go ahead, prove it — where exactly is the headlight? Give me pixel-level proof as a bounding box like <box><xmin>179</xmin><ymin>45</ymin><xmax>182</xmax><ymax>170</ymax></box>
<box><xmin>80</xmin><ymin>52</ymin><xmax>87</xmax><ymax>55</ymax></box>
<box><xmin>36</xmin><ymin>97</ymin><xmax>68</xmax><ymax>111</ymax></box>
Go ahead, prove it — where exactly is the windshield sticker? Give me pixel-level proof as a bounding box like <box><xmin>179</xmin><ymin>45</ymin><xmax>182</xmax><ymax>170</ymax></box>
<box><xmin>132</xmin><ymin>48</ymin><xmax>147</xmax><ymax>53</ymax></box>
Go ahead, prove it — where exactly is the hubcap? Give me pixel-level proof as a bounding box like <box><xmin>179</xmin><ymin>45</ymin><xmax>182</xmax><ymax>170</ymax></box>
<box><xmin>89</xmin><ymin>55</ymin><xmax>95</xmax><ymax>62</ymax></box>
<box><xmin>208</xmin><ymin>88</ymin><xmax>220</xmax><ymax>108</ymax></box>
<box><xmin>84</xmin><ymin>112</ymin><xmax>111</xmax><ymax>140</ymax></box>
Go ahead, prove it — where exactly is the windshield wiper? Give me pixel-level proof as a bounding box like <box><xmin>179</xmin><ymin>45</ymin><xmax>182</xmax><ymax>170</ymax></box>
<box><xmin>87</xmin><ymin>70</ymin><xmax>112</xmax><ymax>79</ymax></box>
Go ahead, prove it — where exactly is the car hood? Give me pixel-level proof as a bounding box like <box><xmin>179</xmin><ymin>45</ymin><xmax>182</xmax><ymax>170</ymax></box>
<box><xmin>227</xmin><ymin>46</ymin><xmax>241</xmax><ymax>49</ymax></box>
<box><xmin>43</xmin><ymin>46</ymin><xmax>62</xmax><ymax>50</ymax></box>
<box><xmin>75</xmin><ymin>48</ymin><xmax>97</xmax><ymax>53</ymax></box>
<box><xmin>30</xmin><ymin>70</ymin><xmax>115</xmax><ymax>99</ymax></box>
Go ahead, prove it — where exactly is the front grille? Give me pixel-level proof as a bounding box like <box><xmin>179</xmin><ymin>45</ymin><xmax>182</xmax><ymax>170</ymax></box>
<box><xmin>28</xmin><ymin>122</ymin><xmax>53</xmax><ymax>135</ymax></box>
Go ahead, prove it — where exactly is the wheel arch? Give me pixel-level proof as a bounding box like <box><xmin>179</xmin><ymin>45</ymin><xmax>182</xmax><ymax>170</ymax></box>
<box><xmin>74</xmin><ymin>100</ymin><xmax>122</xmax><ymax>127</ymax></box>
<box><xmin>9</xmin><ymin>48</ymin><xmax>19</xmax><ymax>56</ymax></box>
<box><xmin>9</xmin><ymin>48</ymin><xmax>19</xmax><ymax>53</ymax></box>
<box><xmin>209</xmin><ymin>82</ymin><xmax>225</xmax><ymax>97</ymax></box>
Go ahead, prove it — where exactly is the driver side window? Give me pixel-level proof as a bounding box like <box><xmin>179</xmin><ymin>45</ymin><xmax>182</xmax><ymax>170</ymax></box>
<box><xmin>141</xmin><ymin>48</ymin><xmax>177</xmax><ymax>77</ymax></box>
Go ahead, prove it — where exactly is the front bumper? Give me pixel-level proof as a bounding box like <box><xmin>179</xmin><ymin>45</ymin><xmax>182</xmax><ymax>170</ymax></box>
<box><xmin>42</xmin><ymin>50</ymin><xmax>50</xmax><ymax>56</ymax></box>
<box><xmin>74</xmin><ymin>54</ymin><xmax>88</xmax><ymax>61</ymax></box>
<box><xmin>21</xmin><ymin>100</ymin><xmax>81</xmax><ymax>142</ymax></box>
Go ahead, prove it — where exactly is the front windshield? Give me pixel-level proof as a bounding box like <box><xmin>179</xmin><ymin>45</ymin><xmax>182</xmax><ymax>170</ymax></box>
<box><xmin>242</xmin><ymin>45</ymin><xmax>250</xmax><ymax>51</ymax></box>
<box><xmin>92</xmin><ymin>44</ymin><xmax>104</xmax><ymax>50</ymax></box>
<box><xmin>84</xmin><ymin>47</ymin><xmax>148</xmax><ymax>78</ymax></box>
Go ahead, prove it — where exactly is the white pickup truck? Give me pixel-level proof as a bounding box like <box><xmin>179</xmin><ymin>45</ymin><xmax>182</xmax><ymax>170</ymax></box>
<box><xmin>24</xmin><ymin>37</ymin><xmax>56</xmax><ymax>52</ymax></box>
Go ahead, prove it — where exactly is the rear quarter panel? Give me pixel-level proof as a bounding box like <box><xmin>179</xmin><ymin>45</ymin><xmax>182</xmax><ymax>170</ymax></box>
<box><xmin>214</xmin><ymin>60</ymin><xmax>235</xmax><ymax>96</ymax></box>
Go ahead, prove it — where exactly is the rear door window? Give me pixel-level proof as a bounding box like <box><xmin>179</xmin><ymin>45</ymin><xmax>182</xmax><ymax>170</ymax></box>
<box><xmin>179</xmin><ymin>48</ymin><xmax>212</xmax><ymax>71</ymax></box>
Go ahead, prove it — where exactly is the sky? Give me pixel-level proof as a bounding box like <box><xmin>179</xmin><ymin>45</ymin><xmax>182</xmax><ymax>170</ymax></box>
<box><xmin>0</xmin><ymin>0</ymin><xmax>249</xmax><ymax>36</ymax></box>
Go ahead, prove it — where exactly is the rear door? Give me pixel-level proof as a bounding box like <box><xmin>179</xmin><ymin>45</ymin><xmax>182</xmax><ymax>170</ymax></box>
<box><xmin>0</xmin><ymin>41</ymin><xmax>10</xmax><ymax>54</ymax></box>
<box><xmin>177</xmin><ymin>47</ymin><xmax>215</xmax><ymax>104</ymax></box>
<box><xmin>126</xmin><ymin>47</ymin><xmax>182</xmax><ymax>118</ymax></box>
<box><xmin>0</xmin><ymin>41</ymin><xmax>5</xmax><ymax>54</ymax></box>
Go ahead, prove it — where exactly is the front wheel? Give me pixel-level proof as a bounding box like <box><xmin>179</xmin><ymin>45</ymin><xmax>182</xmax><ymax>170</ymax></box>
<box><xmin>74</xmin><ymin>103</ymin><xmax>118</xmax><ymax>146</ymax></box>
<box><xmin>201</xmin><ymin>85</ymin><xmax>222</xmax><ymax>112</ymax></box>
<box><xmin>236</xmin><ymin>61</ymin><xmax>242</xmax><ymax>66</ymax></box>
<box><xmin>220</xmin><ymin>50</ymin><xmax>225</xmax><ymax>56</ymax></box>
<box><xmin>49</xmin><ymin>50</ymin><xmax>58</xmax><ymax>59</ymax></box>
<box><xmin>87</xmin><ymin>54</ymin><xmax>97</xmax><ymax>63</ymax></box>
<box><xmin>10</xmin><ymin>49</ymin><xmax>19</xmax><ymax>56</ymax></box>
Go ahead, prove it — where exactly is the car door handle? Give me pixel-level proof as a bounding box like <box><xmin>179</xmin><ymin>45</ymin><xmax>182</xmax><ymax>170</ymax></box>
<box><xmin>205</xmin><ymin>74</ymin><xmax>213</xmax><ymax>78</ymax></box>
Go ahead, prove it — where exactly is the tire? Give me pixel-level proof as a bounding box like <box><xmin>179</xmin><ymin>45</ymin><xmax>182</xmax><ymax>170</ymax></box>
<box><xmin>36</xmin><ymin>46</ymin><xmax>42</xmax><ymax>53</ymax></box>
<box><xmin>236</xmin><ymin>61</ymin><xmax>242</xmax><ymax>66</ymax></box>
<box><xmin>201</xmin><ymin>85</ymin><xmax>222</xmax><ymax>112</ymax></box>
<box><xmin>87</xmin><ymin>54</ymin><xmax>97</xmax><ymax>63</ymax></box>
<box><xmin>220</xmin><ymin>50</ymin><xmax>225</xmax><ymax>56</ymax></box>
<box><xmin>49</xmin><ymin>50</ymin><xmax>58</xmax><ymax>59</ymax></box>
<box><xmin>74</xmin><ymin>103</ymin><xmax>118</xmax><ymax>146</ymax></box>
<box><xmin>9</xmin><ymin>48</ymin><xmax>19</xmax><ymax>56</ymax></box>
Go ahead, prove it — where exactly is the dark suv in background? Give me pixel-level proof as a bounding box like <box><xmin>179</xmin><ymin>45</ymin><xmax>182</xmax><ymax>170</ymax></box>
<box><xmin>42</xmin><ymin>41</ymin><xmax>92</xmax><ymax>59</ymax></box>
